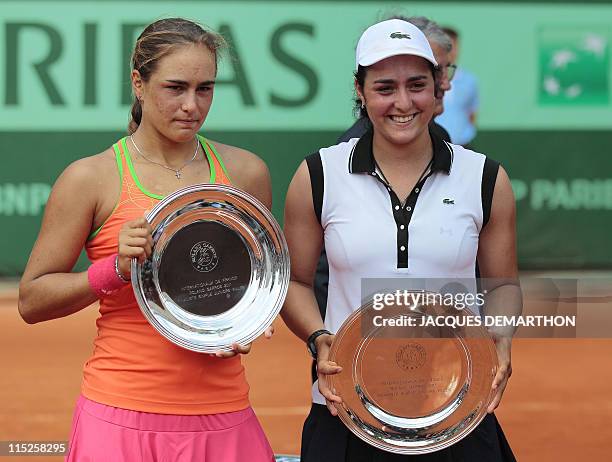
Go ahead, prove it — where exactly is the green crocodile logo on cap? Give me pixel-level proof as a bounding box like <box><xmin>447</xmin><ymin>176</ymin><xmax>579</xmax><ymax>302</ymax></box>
<box><xmin>390</xmin><ymin>32</ymin><xmax>411</xmax><ymax>39</ymax></box>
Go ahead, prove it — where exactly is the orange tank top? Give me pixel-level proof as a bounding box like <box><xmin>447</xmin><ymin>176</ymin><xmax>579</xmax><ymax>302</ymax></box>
<box><xmin>83</xmin><ymin>136</ymin><xmax>250</xmax><ymax>414</ymax></box>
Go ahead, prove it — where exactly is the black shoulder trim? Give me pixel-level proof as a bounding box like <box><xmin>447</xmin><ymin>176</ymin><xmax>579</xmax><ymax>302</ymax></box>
<box><xmin>306</xmin><ymin>151</ymin><xmax>324</xmax><ymax>224</ymax></box>
<box><xmin>481</xmin><ymin>157</ymin><xmax>500</xmax><ymax>228</ymax></box>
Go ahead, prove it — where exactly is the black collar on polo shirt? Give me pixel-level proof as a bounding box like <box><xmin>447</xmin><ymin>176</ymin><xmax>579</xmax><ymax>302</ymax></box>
<box><xmin>348</xmin><ymin>125</ymin><xmax>453</xmax><ymax>175</ymax></box>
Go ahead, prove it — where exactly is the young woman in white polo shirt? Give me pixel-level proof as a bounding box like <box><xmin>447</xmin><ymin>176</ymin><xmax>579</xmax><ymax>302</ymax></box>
<box><xmin>282</xmin><ymin>19</ymin><xmax>518</xmax><ymax>462</ymax></box>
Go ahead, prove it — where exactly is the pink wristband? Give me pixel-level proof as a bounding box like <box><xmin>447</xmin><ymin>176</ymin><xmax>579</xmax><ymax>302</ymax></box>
<box><xmin>87</xmin><ymin>253</ymin><xmax>129</xmax><ymax>298</ymax></box>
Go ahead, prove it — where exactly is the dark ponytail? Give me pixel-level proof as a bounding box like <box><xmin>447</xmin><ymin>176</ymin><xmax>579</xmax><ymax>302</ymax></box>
<box><xmin>128</xmin><ymin>99</ymin><xmax>142</xmax><ymax>135</ymax></box>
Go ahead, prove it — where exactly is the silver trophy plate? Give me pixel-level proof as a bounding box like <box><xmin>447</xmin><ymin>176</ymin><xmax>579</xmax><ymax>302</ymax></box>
<box><xmin>326</xmin><ymin>297</ymin><xmax>498</xmax><ymax>454</ymax></box>
<box><xmin>131</xmin><ymin>184</ymin><xmax>289</xmax><ymax>353</ymax></box>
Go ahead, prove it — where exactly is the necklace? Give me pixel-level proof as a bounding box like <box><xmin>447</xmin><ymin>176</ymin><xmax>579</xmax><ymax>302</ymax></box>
<box><xmin>374</xmin><ymin>157</ymin><xmax>433</xmax><ymax>205</ymax></box>
<box><xmin>130</xmin><ymin>135</ymin><xmax>199</xmax><ymax>179</ymax></box>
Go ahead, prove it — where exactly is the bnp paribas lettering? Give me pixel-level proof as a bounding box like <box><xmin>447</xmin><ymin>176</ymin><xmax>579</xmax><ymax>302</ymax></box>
<box><xmin>4</xmin><ymin>22</ymin><xmax>318</xmax><ymax>107</ymax></box>
<box><xmin>0</xmin><ymin>183</ymin><xmax>51</xmax><ymax>216</ymax></box>
<box><xmin>530</xmin><ymin>179</ymin><xmax>612</xmax><ymax>210</ymax></box>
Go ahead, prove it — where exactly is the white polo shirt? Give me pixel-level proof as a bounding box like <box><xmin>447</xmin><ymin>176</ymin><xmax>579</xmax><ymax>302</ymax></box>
<box><xmin>306</xmin><ymin>129</ymin><xmax>499</xmax><ymax>405</ymax></box>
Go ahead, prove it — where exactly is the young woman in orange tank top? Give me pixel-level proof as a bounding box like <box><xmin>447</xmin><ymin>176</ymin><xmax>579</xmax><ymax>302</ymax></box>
<box><xmin>18</xmin><ymin>18</ymin><xmax>275</xmax><ymax>462</ymax></box>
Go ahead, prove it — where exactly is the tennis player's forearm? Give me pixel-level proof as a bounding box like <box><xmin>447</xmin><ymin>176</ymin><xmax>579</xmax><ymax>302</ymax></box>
<box><xmin>281</xmin><ymin>280</ymin><xmax>326</xmax><ymax>342</ymax></box>
<box><xmin>18</xmin><ymin>272</ymin><xmax>98</xmax><ymax>324</ymax></box>
<box><xmin>483</xmin><ymin>283</ymin><xmax>523</xmax><ymax>339</ymax></box>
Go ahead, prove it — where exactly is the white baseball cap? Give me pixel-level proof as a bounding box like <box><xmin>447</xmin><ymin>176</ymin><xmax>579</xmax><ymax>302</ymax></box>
<box><xmin>355</xmin><ymin>19</ymin><xmax>438</xmax><ymax>70</ymax></box>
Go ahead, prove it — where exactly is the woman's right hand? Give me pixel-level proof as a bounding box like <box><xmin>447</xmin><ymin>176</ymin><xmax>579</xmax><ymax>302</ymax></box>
<box><xmin>118</xmin><ymin>217</ymin><xmax>153</xmax><ymax>278</ymax></box>
<box><xmin>315</xmin><ymin>333</ymin><xmax>343</xmax><ymax>416</ymax></box>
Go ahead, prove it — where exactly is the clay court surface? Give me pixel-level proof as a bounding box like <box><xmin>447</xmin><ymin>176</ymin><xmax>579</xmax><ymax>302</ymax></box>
<box><xmin>1</xmin><ymin>284</ymin><xmax>610</xmax><ymax>461</ymax></box>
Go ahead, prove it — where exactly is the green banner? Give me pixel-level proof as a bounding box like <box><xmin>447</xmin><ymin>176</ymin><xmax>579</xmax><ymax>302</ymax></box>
<box><xmin>1</xmin><ymin>1</ymin><xmax>611</xmax><ymax>130</ymax></box>
<box><xmin>1</xmin><ymin>1</ymin><xmax>612</xmax><ymax>274</ymax></box>
<box><xmin>477</xmin><ymin>130</ymin><xmax>612</xmax><ymax>268</ymax></box>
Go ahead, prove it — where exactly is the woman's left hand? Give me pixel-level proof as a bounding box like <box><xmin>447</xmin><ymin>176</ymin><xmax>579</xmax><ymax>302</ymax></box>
<box><xmin>213</xmin><ymin>325</ymin><xmax>275</xmax><ymax>358</ymax></box>
<box><xmin>487</xmin><ymin>336</ymin><xmax>512</xmax><ymax>413</ymax></box>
